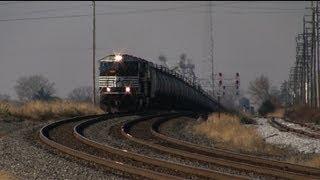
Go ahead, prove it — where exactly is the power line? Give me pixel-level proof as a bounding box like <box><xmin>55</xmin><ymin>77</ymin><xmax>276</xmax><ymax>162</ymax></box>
<box><xmin>216</xmin><ymin>5</ymin><xmax>305</xmax><ymax>11</ymax></box>
<box><xmin>0</xmin><ymin>3</ymin><xmax>221</xmax><ymax>22</ymax></box>
<box><xmin>219</xmin><ymin>10</ymin><xmax>305</xmax><ymax>14</ymax></box>
<box><xmin>0</xmin><ymin>14</ymin><xmax>90</xmax><ymax>22</ymax></box>
<box><xmin>15</xmin><ymin>4</ymin><xmax>90</xmax><ymax>16</ymax></box>
<box><xmin>0</xmin><ymin>1</ymin><xmax>87</xmax><ymax>7</ymax></box>
<box><xmin>0</xmin><ymin>1</ymin><xmax>32</xmax><ymax>6</ymax></box>
<box><xmin>0</xmin><ymin>2</ymin><xmax>307</xmax><ymax>23</ymax></box>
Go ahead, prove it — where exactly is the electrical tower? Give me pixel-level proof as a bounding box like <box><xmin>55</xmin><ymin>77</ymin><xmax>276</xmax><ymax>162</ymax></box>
<box><xmin>289</xmin><ymin>1</ymin><xmax>320</xmax><ymax>108</ymax></box>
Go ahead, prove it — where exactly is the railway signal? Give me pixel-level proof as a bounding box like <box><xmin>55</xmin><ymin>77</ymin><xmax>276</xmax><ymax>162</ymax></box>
<box><xmin>235</xmin><ymin>72</ymin><xmax>240</xmax><ymax>96</ymax></box>
<box><xmin>218</xmin><ymin>72</ymin><xmax>223</xmax><ymax>88</ymax></box>
<box><xmin>235</xmin><ymin>80</ymin><xmax>239</xmax><ymax>88</ymax></box>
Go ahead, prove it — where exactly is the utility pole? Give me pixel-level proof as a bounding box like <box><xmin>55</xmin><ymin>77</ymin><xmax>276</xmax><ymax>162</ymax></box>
<box><xmin>209</xmin><ymin>1</ymin><xmax>215</xmax><ymax>98</ymax></box>
<box><xmin>311</xmin><ymin>1</ymin><xmax>317</xmax><ymax>108</ymax></box>
<box><xmin>289</xmin><ymin>1</ymin><xmax>320</xmax><ymax>108</ymax></box>
<box><xmin>315</xmin><ymin>1</ymin><xmax>320</xmax><ymax>108</ymax></box>
<box><xmin>317</xmin><ymin>1</ymin><xmax>320</xmax><ymax>108</ymax></box>
<box><xmin>92</xmin><ymin>1</ymin><xmax>96</xmax><ymax>105</ymax></box>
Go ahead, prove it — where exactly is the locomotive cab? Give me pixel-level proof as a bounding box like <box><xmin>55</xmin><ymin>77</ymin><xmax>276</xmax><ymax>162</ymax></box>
<box><xmin>99</xmin><ymin>54</ymin><xmax>146</xmax><ymax>112</ymax></box>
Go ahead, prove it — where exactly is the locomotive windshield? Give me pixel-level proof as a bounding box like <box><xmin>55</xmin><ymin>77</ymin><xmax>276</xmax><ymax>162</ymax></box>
<box><xmin>100</xmin><ymin>61</ymin><xmax>138</xmax><ymax>76</ymax></box>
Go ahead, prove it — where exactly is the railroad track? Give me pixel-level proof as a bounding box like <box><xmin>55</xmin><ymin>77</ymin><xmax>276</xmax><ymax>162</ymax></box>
<box><xmin>269</xmin><ymin>117</ymin><xmax>320</xmax><ymax>139</ymax></box>
<box><xmin>277</xmin><ymin>115</ymin><xmax>320</xmax><ymax>132</ymax></box>
<box><xmin>121</xmin><ymin>114</ymin><xmax>320</xmax><ymax>179</ymax></box>
<box><xmin>39</xmin><ymin>112</ymin><xmax>246</xmax><ymax>179</ymax></box>
<box><xmin>39</xmin><ymin>112</ymin><xmax>320</xmax><ymax>179</ymax></box>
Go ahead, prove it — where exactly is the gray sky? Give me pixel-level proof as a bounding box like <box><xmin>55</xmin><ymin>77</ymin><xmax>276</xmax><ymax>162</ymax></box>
<box><xmin>0</xmin><ymin>1</ymin><xmax>309</xmax><ymax>99</ymax></box>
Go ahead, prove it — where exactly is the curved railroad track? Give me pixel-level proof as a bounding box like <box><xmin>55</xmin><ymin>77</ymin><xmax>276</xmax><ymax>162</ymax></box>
<box><xmin>269</xmin><ymin>117</ymin><xmax>320</xmax><ymax>139</ymax></box>
<box><xmin>39</xmin><ymin>112</ymin><xmax>320</xmax><ymax>179</ymax></box>
<box><xmin>39</xmin><ymin>112</ymin><xmax>247</xmax><ymax>179</ymax></box>
<box><xmin>39</xmin><ymin>112</ymin><xmax>183</xmax><ymax>180</ymax></box>
<box><xmin>285</xmin><ymin>120</ymin><xmax>320</xmax><ymax>132</ymax></box>
<box><xmin>121</xmin><ymin>114</ymin><xmax>320</xmax><ymax>179</ymax></box>
<box><xmin>74</xmin><ymin>112</ymin><xmax>246</xmax><ymax>179</ymax></box>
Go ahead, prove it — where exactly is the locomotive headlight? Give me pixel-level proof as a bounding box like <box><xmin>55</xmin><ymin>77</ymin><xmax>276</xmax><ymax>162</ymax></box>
<box><xmin>125</xmin><ymin>86</ymin><xmax>131</xmax><ymax>93</ymax></box>
<box><xmin>106</xmin><ymin>87</ymin><xmax>111</xmax><ymax>92</ymax></box>
<box><xmin>114</xmin><ymin>55</ymin><xmax>123</xmax><ymax>62</ymax></box>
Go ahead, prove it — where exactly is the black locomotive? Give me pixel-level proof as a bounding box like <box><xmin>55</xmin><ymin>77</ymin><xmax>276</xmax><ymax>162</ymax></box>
<box><xmin>99</xmin><ymin>54</ymin><xmax>219</xmax><ymax>112</ymax></box>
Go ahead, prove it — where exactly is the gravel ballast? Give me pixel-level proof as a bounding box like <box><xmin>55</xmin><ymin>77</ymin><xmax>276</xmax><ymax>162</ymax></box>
<box><xmin>274</xmin><ymin>118</ymin><xmax>320</xmax><ymax>135</ymax></box>
<box><xmin>0</xmin><ymin>118</ymin><xmax>130</xmax><ymax>180</ymax></box>
<box><xmin>256</xmin><ymin>117</ymin><xmax>320</xmax><ymax>154</ymax></box>
<box><xmin>160</xmin><ymin>117</ymin><xmax>320</xmax><ymax>162</ymax></box>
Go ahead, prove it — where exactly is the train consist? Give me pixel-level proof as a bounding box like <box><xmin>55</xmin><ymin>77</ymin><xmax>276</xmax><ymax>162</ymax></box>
<box><xmin>98</xmin><ymin>54</ymin><xmax>220</xmax><ymax>112</ymax></box>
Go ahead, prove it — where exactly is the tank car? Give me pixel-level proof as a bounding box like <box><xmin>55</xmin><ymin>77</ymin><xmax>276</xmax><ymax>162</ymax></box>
<box><xmin>98</xmin><ymin>54</ymin><xmax>219</xmax><ymax>112</ymax></box>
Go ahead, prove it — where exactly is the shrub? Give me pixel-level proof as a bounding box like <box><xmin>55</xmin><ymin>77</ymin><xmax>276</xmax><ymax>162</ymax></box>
<box><xmin>286</xmin><ymin>106</ymin><xmax>320</xmax><ymax>124</ymax></box>
<box><xmin>258</xmin><ymin>100</ymin><xmax>275</xmax><ymax>116</ymax></box>
<box><xmin>267</xmin><ymin>108</ymin><xmax>285</xmax><ymax>118</ymax></box>
<box><xmin>193</xmin><ymin>113</ymin><xmax>265</xmax><ymax>151</ymax></box>
<box><xmin>0</xmin><ymin>102</ymin><xmax>11</xmax><ymax>118</ymax></box>
<box><xmin>239</xmin><ymin>115</ymin><xmax>256</xmax><ymax>124</ymax></box>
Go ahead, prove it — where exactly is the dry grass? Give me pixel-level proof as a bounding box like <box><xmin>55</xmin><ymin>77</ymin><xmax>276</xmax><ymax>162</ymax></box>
<box><xmin>267</xmin><ymin>108</ymin><xmax>285</xmax><ymax>118</ymax></box>
<box><xmin>304</xmin><ymin>155</ymin><xmax>320</xmax><ymax>168</ymax></box>
<box><xmin>286</xmin><ymin>106</ymin><xmax>320</xmax><ymax>124</ymax></box>
<box><xmin>0</xmin><ymin>100</ymin><xmax>104</xmax><ymax>121</ymax></box>
<box><xmin>191</xmin><ymin>112</ymin><xmax>320</xmax><ymax>167</ymax></box>
<box><xmin>0</xmin><ymin>171</ymin><xmax>17</xmax><ymax>180</ymax></box>
<box><xmin>193</xmin><ymin>113</ymin><xmax>275</xmax><ymax>153</ymax></box>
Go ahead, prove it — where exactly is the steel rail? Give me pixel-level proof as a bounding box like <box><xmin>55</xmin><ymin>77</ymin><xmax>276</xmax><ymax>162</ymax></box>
<box><xmin>39</xmin><ymin>113</ymin><xmax>181</xmax><ymax>180</ymax></box>
<box><xmin>150</xmin><ymin>116</ymin><xmax>320</xmax><ymax>179</ymax></box>
<box><xmin>270</xmin><ymin>117</ymin><xmax>320</xmax><ymax>138</ymax></box>
<box><xmin>73</xmin><ymin>112</ymin><xmax>247</xmax><ymax>180</ymax></box>
<box><xmin>121</xmin><ymin>115</ymin><xmax>320</xmax><ymax>179</ymax></box>
<box><xmin>121</xmin><ymin>116</ymin><xmax>283</xmax><ymax>178</ymax></box>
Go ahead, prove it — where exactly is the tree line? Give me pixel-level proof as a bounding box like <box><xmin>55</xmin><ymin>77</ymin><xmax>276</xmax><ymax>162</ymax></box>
<box><xmin>248</xmin><ymin>75</ymin><xmax>289</xmax><ymax>115</ymax></box>
<box><xmin>0</xmin><ymin>74</ymin><xmax>92</xmax><ymax>102</ymax></box>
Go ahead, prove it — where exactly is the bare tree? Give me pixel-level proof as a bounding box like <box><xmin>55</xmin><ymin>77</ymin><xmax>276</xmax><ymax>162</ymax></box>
<box><xmin>178</xmin><ymin>53</ymin><xmax>187</xmax><ymax>75</ymax></box>
<box><xmin>67</xmin><ymin>86</ymin><xmax>92</xmax><ymax>102</ymax></box>
<box><xmin>185</xmin><ymin>58</ymin><xmax>196</xmax><ymax>82</ymax></box>
<box><xmin>14</xmin><ymin>75</ymin><xmax>56</xmax><ymax>102</ymax></box>
<box><xmin>158</xmin><ymin>54</ymin><xmax>168</xmax><ymax>68</ymax></box>
<box><xmin>0</xmin><ymin>94</ymin><xmax>10</xmax><ymax>101</ymax></box>
<box><xmin>248</xmin><ymin>75</ymin><xmax>271</xmax><ymax>106</ymax></box>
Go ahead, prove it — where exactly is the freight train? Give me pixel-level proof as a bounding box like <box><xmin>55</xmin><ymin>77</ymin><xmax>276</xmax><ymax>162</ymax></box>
<box><xmin>98</xmin><ymin>54</ymin><xmax>219</xmax><ymax>112</ymax></box>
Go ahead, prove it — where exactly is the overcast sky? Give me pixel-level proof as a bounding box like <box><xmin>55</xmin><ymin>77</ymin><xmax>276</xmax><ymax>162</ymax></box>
<box><xmin>0</xmin><ymin>1</ymin><xmax>310</xmax><ymax>99</ymax></box>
